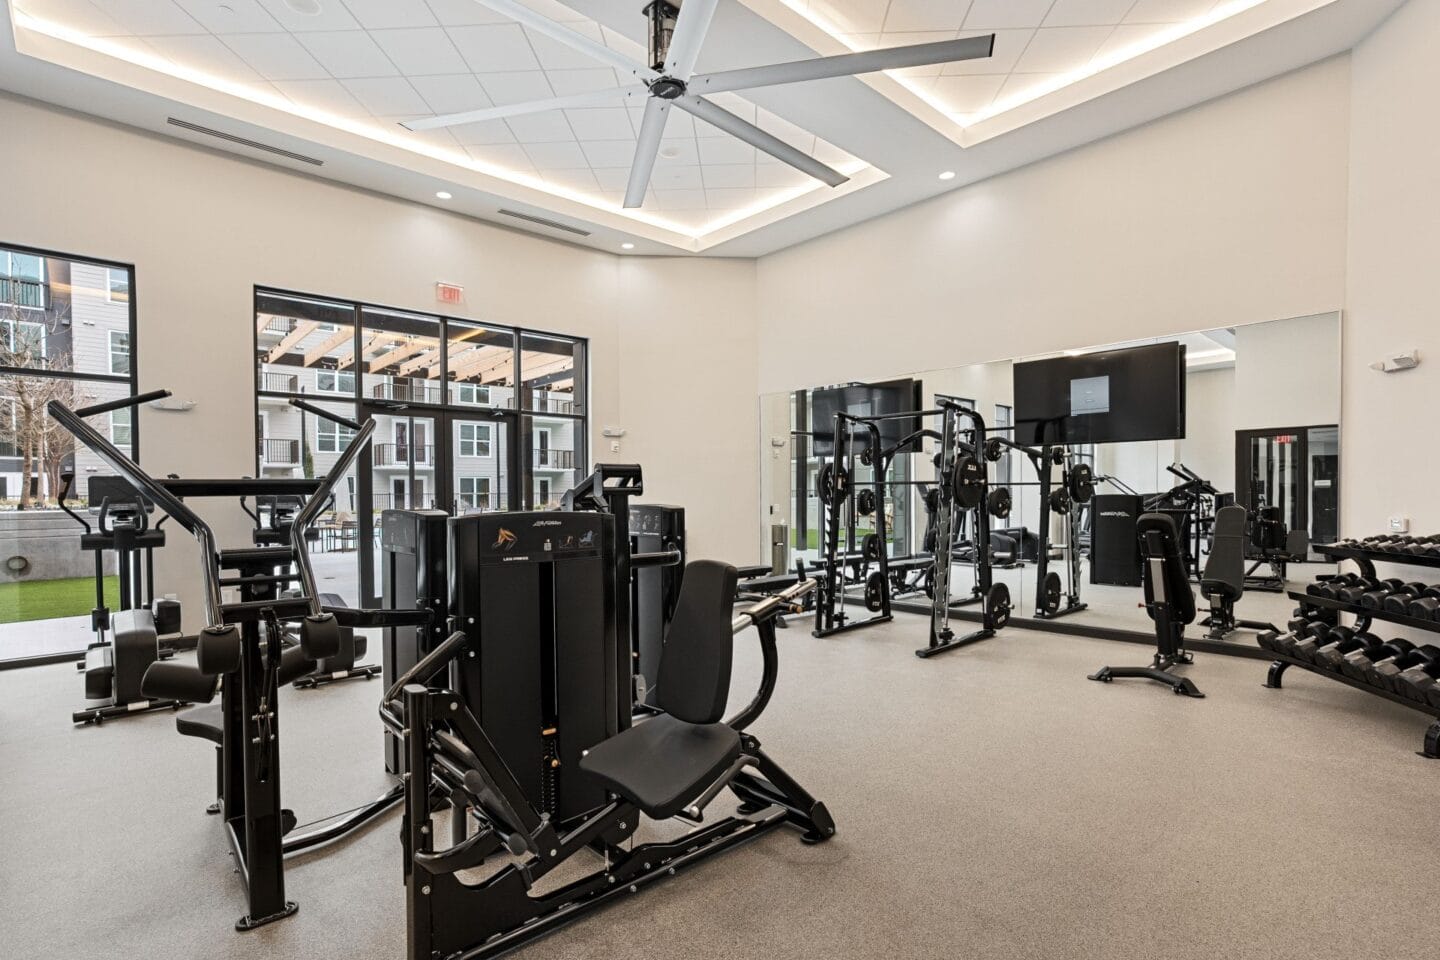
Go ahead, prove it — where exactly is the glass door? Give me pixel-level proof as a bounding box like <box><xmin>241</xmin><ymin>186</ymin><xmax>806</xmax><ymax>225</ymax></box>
<box><xmin>1235</xmin><ymin>425</ymin><xmax>1340</xmax><ymax>558</ymax></box>
<box><xmin>450</xmin><ymin>413</ymin><xmax>513</xmax><ymax>515</ymax></box>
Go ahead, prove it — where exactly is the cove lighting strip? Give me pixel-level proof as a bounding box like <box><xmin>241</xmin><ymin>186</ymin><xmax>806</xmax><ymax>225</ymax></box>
<box><xmin>12</xmin><ymin>9</ymin><xmax>868</xmax><ymax>243</ymax></box>
<box><xmin>774</xmin><ymin>0</ymin><xmax>1270</xmax><ymax>128</ymax></box>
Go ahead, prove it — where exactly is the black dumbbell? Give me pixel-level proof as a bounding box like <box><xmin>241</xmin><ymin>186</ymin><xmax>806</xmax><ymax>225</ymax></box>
<box><xmin>1315</xmin><ymin>631</ymin><xmax>1379</xmax><ymax>671</ymax></box>
<box><xmin>1358</xmin><ymin>579</ymin><xmax>1407</xmax><ymax>609</ymax></box>
<box><xmin>1293</xmin><ymin>624</ymin><xmax>1356</xmax><ymax>664</ymax></box>
<box><xmin>1406</xmin><ymin>587</ymin><xmax>1440</xmax><ymax>621</ymax></box>
<box><xmin>1390</xmin><ymin>645</ymin><xmax>1440</xmax><ymax>702</ymax></box>
<box><xmin>1334</xmin><ymin>578</ymin><xmax>1383</xmax><ymax>604</ymax></box>
<box><xmin>1311</xmin><ymin>574</ymin><xmax>1362</xmax><ymax>601</ymax></box>
<box><xmin>1381</xmin><ymin>582</ymin><xmax>1430</xmax><ymax>615</ymax></box>
<box><xmin>1273</xmin><ymin>619</ymin><xmax>1323</xmax><ymax>659</ymax></box>
<box><xmin>1368</xmin><ymin>640</ymin><xmax>1430</xmax><ymax>691</ymax></box>
<box><xmin>1339</xmin><ymin>639</ymin><xmax>1414</xmax><ymax>682</ymax></box>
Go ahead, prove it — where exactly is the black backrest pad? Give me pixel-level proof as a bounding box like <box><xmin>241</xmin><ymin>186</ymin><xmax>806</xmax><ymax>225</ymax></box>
<box><xmin>1138</xmin><ymin>512</ymin><xmax>1196</xmax><ymax>624</ymax></box>
<box><xmin>1201</xmin><ymin>504</ymin><xmax>1247</xmax><ymax>599</ymax></box>
<box><xmin>656</xmin><ymin>561</ymin><xmax>739</xmax><ymax>724</ymax></box>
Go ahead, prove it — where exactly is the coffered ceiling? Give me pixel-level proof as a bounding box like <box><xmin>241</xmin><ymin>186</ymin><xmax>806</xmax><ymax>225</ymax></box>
<box><xmin>0</xmin><ymin>0</ymin><xmax>1403</xmax><ymax>255</ymax></box>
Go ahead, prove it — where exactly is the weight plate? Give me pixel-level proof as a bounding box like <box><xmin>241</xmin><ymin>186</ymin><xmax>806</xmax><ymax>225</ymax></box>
<box><xmin>983</xmin><ymin>437</ymin><xmax>1005</xmax><ymax>462</ymax></box>
<box><xmin>862</xmin><ymin>533</ymin><xmax>883</xmax><ymax>563</ymax></box>
<box><xmin>856</xmin><ymin>488</ymin><xmax>877</xmax><ymax>517</ymax></box>
<box><xmin>859</xmin><ymin>446</ymin><xmax>874</xmax><ymax>466</ymax></box>
<box><xmin>1048</xmin><ymin>488</ymin><xmax>1071</xmax><ymax>516</ymax></box>
<box><xmin>925</xmin><ymin>488</ymin><xmax>941</xmax><ymax>514</ymax></box>
<box><xmin>952</xmin><ymin>455</ymin><xmax>985</xmax><ymax>509</ymax></box>
<box><xmin>1050</xmin><ymin>446</ymin><xmax>1065</xmax><ymax>465</ymax></box>
<box><xmin>864</xmin><ymin>572</ymin><xmax>887</xmax><ymax>612</ymax></box>
<box><xmin>1067</xmin><ymin>462</ymin><xmax>1094</xmax><ymax>504</ymax></box>
<box><xmin>986</xmin><ymin>582</ymin><xmax>1011</xmax><ymax>630</ymax></box>
<box><xmin>818</xmin><ymin>462</ymin><xmax>850</xmax><ymax>507</ymax></box>
<box><xmin>987</xmin><ymin>486</ymin><xmax>1012</xmax><ymax>520</ymax></box>
<box><xmin>1042</xmin><ymin>571</ymin><xmax>1062</xmax><ymax>615</ymax></box>
<box><xmin>923</xmin><ymin>566</ymin><xmax>936</xmax><ymax>600</ymax></box>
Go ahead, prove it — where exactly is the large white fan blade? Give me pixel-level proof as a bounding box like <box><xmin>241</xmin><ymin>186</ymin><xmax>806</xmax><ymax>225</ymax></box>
<box><xmin>664</xmin><ymin>0</ymin><xmax>719</xmax><ymax>80</ymax></box>
<box><xmin>674</xmin><ymin>96</ymin><xmax>847</xmax><ymax>188</ymax></box>
<box><xmin>689</xmin><ymin>34</ymin><xmax>995</xmax><ymax>95</ymax></box>
<box><xmin>401</xmin><ymin>88</ymin><xmax>642</xmax><ymax>131</ymax></box>
<box><xmin>624</xmin><ymin>97</ymin><xmax>671</xmax><ymax>208</ymax></box>
<box><xmin>470</xmin><ymin>0</ymin><xmax>658</xmax><ymax>83</ymax></box>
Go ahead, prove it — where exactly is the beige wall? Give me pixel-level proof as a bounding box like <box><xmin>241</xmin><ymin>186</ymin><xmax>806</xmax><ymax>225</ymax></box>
<box><xmin>1233</xmin><ymin>313</ymin><xmax>1341</xmax><ymax>431</ymax></box>
<box><xmin>755</xmin><ymin>56</ymin><xmax>1352</xmax><ymax>396</ymax></box>
<box><xmin>0</xmin><ymin>92</ymin><xmax>756</xmax><ymax>625</ymax></box>
<box><xmin>1344</xmin><ymin>0</ymin><xmax>1440</xmax><ymax>536</ymax></box>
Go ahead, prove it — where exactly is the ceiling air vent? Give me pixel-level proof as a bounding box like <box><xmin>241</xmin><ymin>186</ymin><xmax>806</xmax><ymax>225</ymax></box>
<box><xmin>166</xmin><ymin>118</ymin><xmax>324</xmax><ymax>166</ymax></box>
<box><xmin>496</xmin><ymin>209</ymin><xmax>591</xmax><ymax>237</ymax></box>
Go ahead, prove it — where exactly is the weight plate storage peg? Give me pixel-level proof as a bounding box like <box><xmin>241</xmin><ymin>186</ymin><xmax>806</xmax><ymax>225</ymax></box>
<box><xmin>856</xmin><ymin>488</ymin><xmax>877</xmax><ymax>517</ymax></box>
<box><xmin>987</xmin><ymin>486</ymin><xmax>1012</xmax><ymax>520</ymax></box>
<box><xmin>1042</xmin><ymin>572</ymin><xmax>1063</xmax><ymax>615</ymax></box>
<box><xmin>952</xmin><ymin>455</ymin><xmax>986</xmax><ymax>509</ymax></box>
<box><xmin>864</xmin><ymin>572</ymin><xmax>887</xmax><ymax>612</ymax></box>
<box><xmin>986</xmin><ymin>582</ymin><xmax>1011</xmax><ymax>630</ymax></box>
<box><xmin>1048</xmin><ymin>488</ymin><xmax>1071</xmax><ymax>516</ymax></box>
<box><xmin>1067</xmin><ymin>463</ymin><xmax>1094</xmax><ymax>504</ymax></box>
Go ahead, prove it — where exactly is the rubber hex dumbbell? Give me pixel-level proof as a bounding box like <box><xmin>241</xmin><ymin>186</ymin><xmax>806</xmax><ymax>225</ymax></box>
<box><xmin>1391</xmin><ymin>645</ymin><xmax>1440</xmax><ymax>702</ymax></box>
<box><xmin>1334</xmin><ymin>578</ymin><xmax>1384</xmax><ymax>605</ymax></box>
<box><xmin>1315</xmin><ymin>631</ymin><xmax>1380</xmax><ymax>672</ymax></box>
<box><xmin>1368</xmin><ymin>641</ymin><xmax>1431</xmax><ymax>692</ymax></box>
<box><xmin>1406</xmin><ymin>586</ymin><xmax>1440</xmax><ymax>621</ymax></box>
<box><xmin>1293</xmin><ymin>624</ymin><xmax>1356</xmax><ymax>664</ymax></box>
<box><xmin>1358</xmin><ymin>579</ymin><xmax>1407</xmax><ymax>609</ymax></box>
<box><xmin>1278</xmin><ymin>619</ymin><xmax>1328</xmax><ymax>660</ymax></box>
<box><xmin>1381</xmin><ymin>582</ymin><xmax>1430</xmax><ymax>616</ymax></box>
<box><xmin>1340</xmin><ymin>639</ymin><xmax>1414</xmax><ymax>682</ymax></box>
<box><xmin>1311</xmin><ymin>574</ymin><xmax>1361</xmax><ymax>601</ymax></box>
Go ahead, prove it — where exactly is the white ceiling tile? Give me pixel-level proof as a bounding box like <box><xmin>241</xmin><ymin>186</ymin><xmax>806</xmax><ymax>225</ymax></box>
<box><xmin>504</xmin><ymin>111</ymin><xmax>575</xmax><ymax>143</ymax></box>
<box><xmin>994</xmin><ymin>71</ymin><xmax>1064</xmax><ymax>105</ymax></box>
<box><xmin>343</xmin><ymin>77</ymin><xmax>430</xmax><ymax>115</ymax></box>
<box><xmin>1044</xmin><ymin>0</ymin><xmax>1138</xmax><ymax>27</ymax></box>
<box><xmin>423</xmin><ymin>0</ymin><xmax>512</xmax><ymax>26</ymax></box>
<box><xmin>940</xmin><ymin>29</ymin><xmax>1033</xmax><ymax>74</ymax></box>
<box><xmin>222</xmin><ymin>33</ymin><xmax>329</xmax><ymax>81</ymax></box>
<box><xmin>876</xmin><ymin>31</ymin><xmax>960</xmax><ymax>50</ymax></box>
<box><xmin>628</xmin><ymin>105</ymin><xmax>692</xmax><ymax>137</ymax></box>
<box><xmin>650</xmin><ymin>165</ymin><xmax>703</xmax><ymax>190</ymax></box>
<box><xmin>296</xmin><ymin>31</ymin><xmax>399</xmax><ymax>78</ymax></box>
<box><xmin>255</xmin><ymin>0</ymin><xmax>361</xmax><ymax>31</ymax></box>
<box><xmin>370</xmin><ymin>27</ymin><xmax>469</xmax><ymax>75</ymax></box>
<box><xmin>563</xmin><ymin>107</ymin><xmax>635</xmax><ymax>141</ymax></box>
<box><xmin>578</xmin><ymin>140</ymin><xmax>637</xmax><ymax>168</ymax></box>
<box><xmin>142</xmin><ymin>35</ymin><xmax>267</xmax><ymax>85</ymax></box>
<box><xmin>448</xmin><ymin>23</ymin><xmax>542</xmax><ymax>72</ymax></box>
<box><xmin>655</xmin><ymin>138</ymin><xmax>699</xmax><ymax>164</ymax></box>
<box><xmin>1125</xmin><ymin>0</ymin><xmax>1218</xmax><ymax>24</ymax></box>
<box><xmin>698</xmin><ymin>137</ymin><xmax>756</xmax><ymax>165</ymax></box>
<box><xmin>838</xmin><ymin>33</ymin><xmax>882</xmax><ymax>49</ymax></box>
<box><xmin>755</xmin><ymin>161</ymin><xmax>814</xmax><ymax>189</ymax></box>
<box><xmin>808</xmin><ymin>0</ymin><xmax>889</xmax><ymax>34</ymax></box>
<box><xmin>524</xmin><ymin>140</ymin><xmax>588</xmax><ymax>169</ymax></box>
<box><xmin>518</xmin><ymin>0</ymin><xmax>590</xmax><ymax>24</ymax></box>
<box><xmin>449</xmin><ymin>117</ymin><xmax>516</xmax><ymax>145</ymax></box>
<box><xmin>1013</xmin><ymin>26</ymin><xmax>1114</xmax><ymax>74</ymax></box>
<box><xmin>540</xmin><ymin>168</ymin><xmax>599</xmax><ymax>193</ymax></box>
<box><xmin>464</xmin><ymin>142</ymin><xmax>532</xmax><ymax>170</ymax></box>
<box><xmin>651</xmin><ymin>188</ymin><xmax>708</xmax><ymax>211</ymax></box>
<box><xmin>701</xmin><ymin>164</ymin><xmax>756</xmax><ymax>189</ymax></box>
<box><xmin>930</xmin><ymin>73</ymin><xmax>1006</xmax><ymax>112</ymax></box>
<box><xmin>172</xmin><ymin>0</ymin><xmax>282</xmax><ymax>34</ymax></box>
<box><xmin>964</xmin><ymin>0</ymin><xmax>1055</xmax><ymax>30</ymax></box>
<box><xmin>410</xmin><ymin>74</ymin><xmax>491</xmax><ymax>114</ymax></box>
<box><xmin>340</xmin><ymin>0</ymin><xmax>438</xmax><ymax>29</ymax></box>
<box><xmin>393</xmin><ymin>125</ymin><xmax>463</xmax><ymax>153</ymax></box>
<box><xmin>271</xmin><ymin>78</ymin><xmax>370</xmax><ymax>117</ymax></box>
<box><xmin>592</xmin><ymin>167</ymin><xmax>632</xmax><ymax>191</ymax></box>
<box><xmin>88</xmin><ymin>0</ymin><xmax>203</xmax><ymax>35</ymax></box>
<box><xmin>19</xmin><ymin>0</ymin><xmax>128</xmax><ymax>36</ymax></box>
<box><xmin>546</xmin><ymin>68</ymin><xmax>621</xmax><ymax>96</ymax></box>
<box><xmin>598</xmin><ymin>25</ymin><xmax>648</xmax><ymax>62</ymax></box>
<box><xmin>523</xmin><ymin>22</ymin><xmax>611</xmax><ymax>71</ymax></box>
<box><xmin>705</xmin><ymin>187</ymin><xmax>756</xmax><ymax>209</ymax></box>
<box><xmin>1091</xmin><ymin>23</ymin><xmax>1165</xmax><ymax>62</ymax></box>
<box><xmin>883</xmin><ymin>0</ymin><xmax>974</xmax><ymax>33</ymax></box>
<box><xmin>476</xmin><ymin>71</ymin><xmax>554</xmax><ymax>105</ymax></box>
<box><xmin>890</xmin><ymin>63</ymin><xmax>945</xmax><ymax>80</ymax></box>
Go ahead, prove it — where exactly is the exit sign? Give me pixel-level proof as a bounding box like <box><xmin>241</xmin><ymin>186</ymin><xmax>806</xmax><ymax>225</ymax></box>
<box><xmin>436</xmin><ymin>282</ymin><xmax>464</xmax><ymax>305</ymax></box>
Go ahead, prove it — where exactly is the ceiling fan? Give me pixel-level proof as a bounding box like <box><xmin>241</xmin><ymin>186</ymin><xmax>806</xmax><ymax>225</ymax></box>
<box><xmin>401</xmin><ymin>0</ymin><xmax>995</xmax><ymax>208</ymax></box>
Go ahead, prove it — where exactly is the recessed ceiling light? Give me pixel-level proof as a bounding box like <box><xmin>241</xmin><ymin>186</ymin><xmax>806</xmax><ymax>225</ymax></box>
<box><xmin>658</xmin><ymin>146</ymin><xmax>681</xmax><ymax>160</ymax></box>
<box><xmin>435</xmin><ymin>190</ymin><xmax>452</xmax><ymax>200</ymax></box>
<box><xmin>621</xmin><ymin>243</ymin><xmax>635</xmax><ymax>250</ymax></box>
<box><xmin>284</xmin><ymin>0</ymin><xmax>323</xmax><ymax>15</ymax></box>
<box><xmin>938</xmin><ymin>170</ymin><xmax>956</xmax><ymax>181</ymax></box>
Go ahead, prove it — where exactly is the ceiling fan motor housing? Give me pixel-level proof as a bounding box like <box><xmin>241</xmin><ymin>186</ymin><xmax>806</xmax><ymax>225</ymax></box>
<box><xmin>644</xmin><ymin>0</ymin><xmax>682</xmax><ymax>71</ymax></box>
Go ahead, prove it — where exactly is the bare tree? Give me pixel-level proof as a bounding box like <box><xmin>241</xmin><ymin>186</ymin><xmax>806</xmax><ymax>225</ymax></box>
<box><xmin>0</xmin><ymin>298</ymin><xmax>75</xmax><ymax>509</ymax></box>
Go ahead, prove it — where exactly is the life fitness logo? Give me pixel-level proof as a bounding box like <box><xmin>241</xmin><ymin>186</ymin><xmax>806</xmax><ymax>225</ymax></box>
<box><xmin>492</xmin><ymin>528</ymin><xmax>518</xmax><ymax>551</ymax></box>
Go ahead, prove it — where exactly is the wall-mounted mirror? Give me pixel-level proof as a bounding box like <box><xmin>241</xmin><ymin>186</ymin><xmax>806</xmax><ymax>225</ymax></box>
<box><xmin>758</xmin><ymin>312</ymin><xmax>1341</xmax><ymax>648</ymax></box>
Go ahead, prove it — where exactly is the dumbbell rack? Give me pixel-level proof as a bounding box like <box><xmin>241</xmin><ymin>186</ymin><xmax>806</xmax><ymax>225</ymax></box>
<box><xmin>1266</xmin><ymin>541</ymin><xmax>1440</xmax><ymax>758</ymax></box>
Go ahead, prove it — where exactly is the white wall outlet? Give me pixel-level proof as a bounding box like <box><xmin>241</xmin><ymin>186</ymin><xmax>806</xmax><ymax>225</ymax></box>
<box><xmin>610</xmin><ymin>440</ymin><xmax>620</xmax><ymax>453</ymax></box>
<box><xmin>1389</xmin><ymin>516</ymin><xmax>1410</xmax><ymax>533</ymax></box>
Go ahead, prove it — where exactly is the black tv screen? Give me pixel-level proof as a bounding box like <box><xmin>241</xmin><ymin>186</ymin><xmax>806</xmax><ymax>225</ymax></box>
<box><xmin>810</xmin><ymin>378</ymin><xmax>923</xmax><ymax>456</ymax></box>
<box><xmin>1013</xmin><ymin>342</ymin><xmax>1186</xmax><ymax>445</ymax></box>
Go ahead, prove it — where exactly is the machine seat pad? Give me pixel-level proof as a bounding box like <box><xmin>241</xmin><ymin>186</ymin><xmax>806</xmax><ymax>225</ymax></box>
<box><xmin>175</xmin><ymin>703</ymin><xmax>223</xmax><ymax>744</ymax></box>
<box><xmin>579</xmin><ymin>714</ymin><xmax>740</xmax><ymax>820</ymax></box>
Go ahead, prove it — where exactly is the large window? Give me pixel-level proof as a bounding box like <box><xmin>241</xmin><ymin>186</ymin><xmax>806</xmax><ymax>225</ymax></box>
<box><xmin>316</xmin><ymin>417</ymin><xmax>357</xmax><ymax>453</ymax></box>
<box><xmin>459</xmin><ymin>422</ymin><xmax>491</xmax><ymax>458</ymax></box>
<box><xmin>459</xmin><ymin>476</ymin><xmax>490</xmax><ymax>510</ymax></box>
<box><xmin>1</xmin><ymin>244</ymin><xmax>138</xmax><ymax>667</ymax></box>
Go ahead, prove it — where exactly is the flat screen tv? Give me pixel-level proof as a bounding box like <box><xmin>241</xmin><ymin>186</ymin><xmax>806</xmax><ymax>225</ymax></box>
<box><xmin>809</xmin><ymin>378</ymin><xmax>923</xmax><ymax>456</ymax></box>
<box><xmin>1013</xmin><ymin>342</ymin><xmax>1186</xmax><ymax>445</ymax></box>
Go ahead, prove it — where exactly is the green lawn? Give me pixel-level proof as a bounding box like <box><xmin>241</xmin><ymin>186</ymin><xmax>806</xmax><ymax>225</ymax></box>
<box><xmin>0</xmin><ymin>576</ymin><xmax>118</xmax><ymax>624</ymax></box>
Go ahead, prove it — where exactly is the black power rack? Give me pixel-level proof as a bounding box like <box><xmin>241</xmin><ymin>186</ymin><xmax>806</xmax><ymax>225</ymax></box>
<box><xmin>1267</xmin><ymin>542</ymin><xmax>1440</xmax><ymax>757</ymax></box>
